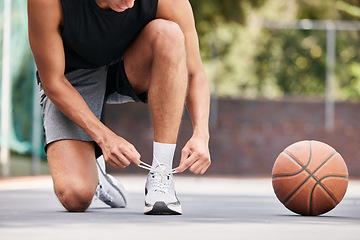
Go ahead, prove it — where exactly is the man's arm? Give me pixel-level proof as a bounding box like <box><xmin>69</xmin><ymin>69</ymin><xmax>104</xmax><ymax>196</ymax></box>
<box><xmin>157</xmin><ymin>0</ymin><xmax>211</xmax><ymax>174</ymax></box>
<box><xmin>27</xmin><ymin>0</ymin><xmax>140</xmax><ymax>167</ymax></box>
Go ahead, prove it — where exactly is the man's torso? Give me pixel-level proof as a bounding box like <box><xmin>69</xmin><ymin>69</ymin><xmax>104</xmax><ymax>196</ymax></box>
<box><xmin>60</xmin><ymin>0</ymin><xmax>158</xmax><ymax>73</ymax></box>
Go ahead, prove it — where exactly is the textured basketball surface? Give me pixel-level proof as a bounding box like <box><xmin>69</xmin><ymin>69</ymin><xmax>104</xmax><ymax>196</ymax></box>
<box><xmin>272</xmin><ymin>140</ymin><xmax>349</xmax><ymax>216</ymax></box>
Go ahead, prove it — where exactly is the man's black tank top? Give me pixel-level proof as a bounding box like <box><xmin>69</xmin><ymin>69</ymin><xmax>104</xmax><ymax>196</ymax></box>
<box><xmin>60</xmin><ymin>0</ymin><xmax>158</xmax><ymax>73</ymax></box>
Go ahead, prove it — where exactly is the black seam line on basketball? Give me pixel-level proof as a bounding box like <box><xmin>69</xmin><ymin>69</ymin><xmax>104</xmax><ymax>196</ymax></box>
<box><xmin>283</xmin><ymin>141</ymin><xmax>313</xmax><ymax>205</ymax></box>
<box><xmin>316</xmin><ymin>174</ymin><xmax>348</xmax><ymax>205</ymax></box>
<box><xmin>283</xmin><ymin>151</ymin><xmax>338</xmax><ymax>206</ymax></box>
<box><xmin>272</xmin><ymin>151</ymin><xmax>309</xmax><ymax>178</ymax></box>
<box><xmin>275</xmin><ymin>149</ymin><xmax>337</xmax><ymax>180</ymax></box>
<box><xmin>310</xmin><ymin>151</ymin><xmax>337</xmax><ymax>178</ymax></box>
<box><xmin>283</xmin><ymin>174</ymin><xmax>312</xmax><ymax>205</ymax></box>
<box><xmin>307</xmin><ymin>152</ymin><xmax>338</xmax><ymax>214</ymax></box>
<box><xmin>278</xmin><ymin>143</ymin><xmax>339</xmax><ymax>209</ymax></box>
<box><xmin>309</xmin><ymin>175</ymin><xmax>347</xmax><ymax>214</ymax></box>
<box><xmin>272</xmin><ymin>142</ymin><xmax>312</xmax><ymax>179</ymax></box>
<box><xmin>307</xmin><ymin>151</ymin><xmax>337</xmax><ymax>190</ymax></box>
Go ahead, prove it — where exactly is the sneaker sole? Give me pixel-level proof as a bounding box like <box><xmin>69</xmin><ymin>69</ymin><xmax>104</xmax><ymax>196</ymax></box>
<box><xmin>144</xmin><ymin>201</ymin><xmax>182</xmax><ymax>215</ymax></box>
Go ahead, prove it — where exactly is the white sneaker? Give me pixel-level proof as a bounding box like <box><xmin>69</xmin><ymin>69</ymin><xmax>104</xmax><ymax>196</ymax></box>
<box><xmin>95</xmin><ymin>156</ymin><xmax>127</xmax><ymax>208</ymax></box>
<box><xmin>144</xmin><ymin>165</ymin><xmax>182</xmax><ymax>215</ymax></box>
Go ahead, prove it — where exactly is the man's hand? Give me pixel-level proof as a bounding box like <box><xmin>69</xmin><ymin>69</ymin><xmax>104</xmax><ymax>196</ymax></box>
<box><xmin>100</xmin><ymin>132</ymin><xmax>141</xmax><ymax>168</ymax></box>
<box><xmin>176</xmin><ymin>135</ymin><xmax>211</xmax><ymax>174</ymax></box>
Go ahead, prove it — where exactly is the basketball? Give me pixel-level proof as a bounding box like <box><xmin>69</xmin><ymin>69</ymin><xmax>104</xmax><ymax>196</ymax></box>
<box><xmin>272</xmin><ymin>140</ymin><xmax>349</xmax><ymax>216</ymax></box>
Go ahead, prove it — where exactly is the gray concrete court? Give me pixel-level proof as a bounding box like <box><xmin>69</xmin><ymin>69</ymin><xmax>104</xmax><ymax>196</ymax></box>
<box><xmin>0</xmin><ymin>175</ymin><xmax>359</xmax><ymax>240</ymax></box>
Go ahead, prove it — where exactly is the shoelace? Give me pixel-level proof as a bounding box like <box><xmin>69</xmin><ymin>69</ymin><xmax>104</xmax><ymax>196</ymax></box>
<box><xmin>137</xmin><ymin>155</ymin><xmax>178</xmax><ymax>176</ymax></box>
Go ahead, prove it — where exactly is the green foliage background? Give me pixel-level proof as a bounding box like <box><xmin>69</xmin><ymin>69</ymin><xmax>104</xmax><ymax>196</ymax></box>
<box><xmin>190</xmin><ymin>0</ymin><xmax>360</xmax><ymax>100</ymax></box>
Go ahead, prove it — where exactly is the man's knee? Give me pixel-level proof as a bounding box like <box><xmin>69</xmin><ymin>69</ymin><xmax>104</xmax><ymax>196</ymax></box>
<box><xmin>148</xmin><ymin>19</ymin><xmax>185</xmax><ymax>60</ymax></box>
<box><xmin>54</xmin><ymin>183</ymin><xmax>95</xmax><ymax>212</ymax></box>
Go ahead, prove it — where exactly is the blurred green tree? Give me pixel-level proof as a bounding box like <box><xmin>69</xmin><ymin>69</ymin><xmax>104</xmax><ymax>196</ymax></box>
<box><xmin>190</xmin><ymin>0</ymin><xmax>360</xmax><ymax>100</ymax></box>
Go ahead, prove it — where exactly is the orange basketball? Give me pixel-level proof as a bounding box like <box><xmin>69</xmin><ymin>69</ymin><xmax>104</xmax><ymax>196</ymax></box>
<box><xmin>272</xmin><ymin>140</ymin><xmax>349</xmax><ymax>216</ymax></box>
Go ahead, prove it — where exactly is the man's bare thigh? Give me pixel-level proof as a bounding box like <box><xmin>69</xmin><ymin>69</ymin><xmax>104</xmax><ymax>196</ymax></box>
<box><xmin>123</xmin><ymin>19</ymin><xmax>178</xmax><ymax>94</ymax></box>
<box><xmin>46</xmin><ymin>140</ymin><xmax>98</xmax><ymax>190</ymax></box>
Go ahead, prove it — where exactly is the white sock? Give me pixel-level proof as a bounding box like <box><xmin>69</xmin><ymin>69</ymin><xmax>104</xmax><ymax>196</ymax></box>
<box><xmin>152</xmin><ymin>141</ymin><xmax>176</xmax><ymax>169</ymax></box>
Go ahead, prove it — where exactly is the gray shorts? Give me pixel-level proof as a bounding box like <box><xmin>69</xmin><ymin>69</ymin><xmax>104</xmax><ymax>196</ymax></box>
<box><xmin>38</xmin><ymin>59</ymin><xmax>147</xmax><ymax>155</ymax></box>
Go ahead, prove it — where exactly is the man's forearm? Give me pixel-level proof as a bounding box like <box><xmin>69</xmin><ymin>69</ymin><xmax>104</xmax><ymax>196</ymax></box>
<box><xmin>185</xmin><ymin>71</ymin><xmax>210</xmax><ymax>140</ymax></box>
<box><xmin>177</xmin><ymin>69</ymin><xmax>211</xmax><ymax>174</ymax></box>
